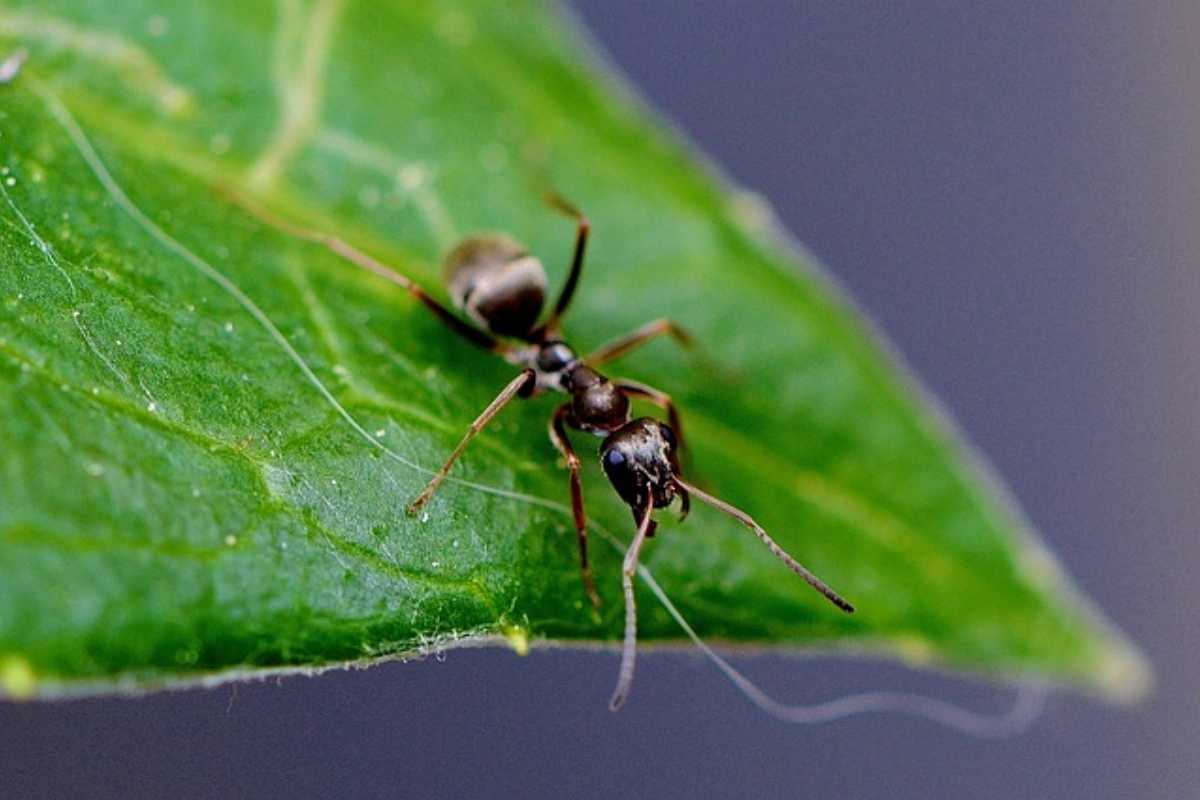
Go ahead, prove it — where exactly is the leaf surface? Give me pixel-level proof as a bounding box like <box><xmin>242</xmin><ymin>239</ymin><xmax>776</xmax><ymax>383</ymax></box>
<box><xmin>0</xmin><ymin>0</ymin><xmax>1147</xmax><ymax>700</ymax></box>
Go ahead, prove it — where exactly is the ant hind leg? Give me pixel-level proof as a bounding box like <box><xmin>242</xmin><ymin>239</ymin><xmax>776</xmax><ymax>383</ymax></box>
<box><xmin>223</xmin><ymin>188</ymin><xmax>508</xmax><ymax>355</ymax></box>
<box><xmin>536</xmin><ymin>192</ymin><xmax>590</xmax><ymax>335</ymax></box>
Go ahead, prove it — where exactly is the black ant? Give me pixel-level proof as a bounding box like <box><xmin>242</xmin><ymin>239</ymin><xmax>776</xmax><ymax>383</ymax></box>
<box><xmin>232</xmin><ymin>192</ymin><xmax>854</xmax><ymax>709</ymax></box>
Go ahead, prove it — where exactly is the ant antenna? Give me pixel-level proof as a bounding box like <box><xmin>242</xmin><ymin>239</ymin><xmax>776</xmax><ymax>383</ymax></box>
<box><xmin>586</xmin><ymin>518</ymin><xmax>1047</xmax><ymax>734</ymax></box>
<box><xmin>632</xmin><ymin>548</ymin><xmax>1048</xmax><ymax>736</ymax></box>
<box><xmin>672</xmin><ymin>477</ymin><xmax>855</xmax><ymax>615</ymax></box>
<box><xmin>609</xmin><ymin>487</ymin><xmax>657</xmax><ymax>711</ymax></box>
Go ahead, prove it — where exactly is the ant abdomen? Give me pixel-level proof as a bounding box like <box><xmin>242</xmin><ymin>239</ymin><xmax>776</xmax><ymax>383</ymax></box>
<box><xmin>443</xmin><ymin>234</ymin><xmax>547</xmax><ymax>339</ymax></box>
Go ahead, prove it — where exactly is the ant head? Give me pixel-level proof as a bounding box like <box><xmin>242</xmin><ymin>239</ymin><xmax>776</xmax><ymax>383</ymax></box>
<box><xmin>444</xmin><ymin>234</ymin><xmax>547</xmax><ymax>338</ymax></box>
<box><xmin>600</xmin><ymin>417</ymin><xmax>681</xmax><ymax>511</ymax></box>
<box><xmin>564</xmin><ymin>365</ymin><xmax>629</xmax><ymax>433</ymax></box>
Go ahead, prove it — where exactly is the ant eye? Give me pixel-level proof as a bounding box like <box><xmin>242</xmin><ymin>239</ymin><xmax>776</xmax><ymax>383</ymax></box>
<box><xmin>659</xmin><ymin>424</ymin><xmax>676</xmax><ymax>449</ymax></box>
<box><xmin>603</xmin><ymin>448</ymin><xmax>626</xmax><ymax>470</ymax></box>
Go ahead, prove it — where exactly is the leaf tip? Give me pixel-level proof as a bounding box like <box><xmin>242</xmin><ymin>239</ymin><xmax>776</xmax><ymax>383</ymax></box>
<box><xmin>1091</xmin><ymin>636</ymin><xmax>1154</xmax><ymax>706</ymax></box>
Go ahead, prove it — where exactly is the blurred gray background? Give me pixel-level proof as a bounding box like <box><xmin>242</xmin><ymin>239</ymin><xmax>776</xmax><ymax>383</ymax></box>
<box><xmin>4</xmin><ymin>2</ymin><xmax>1196</xmax><ymax>798</ymax></box>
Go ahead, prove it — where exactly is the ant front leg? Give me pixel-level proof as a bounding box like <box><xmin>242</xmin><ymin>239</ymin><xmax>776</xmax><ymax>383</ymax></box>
<box><xmin>407</xmin><ymin>369</ymin><xmax>536</xmax><ymax>514</ymax></box>
<box><xmin>549</xmin><ymin>404</ymin><xmax>602</xmax><ymax>610</ymax></box>
<box><xmin>224</xmin><ymin>188</ymin><xmax>508</xmax><ymax>355</ymax></box>
<box><xmin>584</xmin><ymin>318</ymin><xmax>694</xmax><ymax>369</ymax></box>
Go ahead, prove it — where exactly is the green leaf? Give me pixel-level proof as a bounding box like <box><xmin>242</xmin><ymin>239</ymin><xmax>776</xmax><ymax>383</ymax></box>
<box><xmin>0</xmin><ymin>1</ymin><xmax>1148</xmax><ymax>702</ymax></box>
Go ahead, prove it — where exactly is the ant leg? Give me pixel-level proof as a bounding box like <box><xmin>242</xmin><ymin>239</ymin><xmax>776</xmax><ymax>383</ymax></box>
<box><xmin>224</xmin><ymin>188</ymin><xmax>507</xmax><ymax>354</ymax></box>
<box><xmin>537</xmin><ymin>192</ymin><xmax>590</xmax><ymax>334</ymax></box>
<box><xmin>584</xmin><ymin>318</ymin><xmax>694</xmax><ymax>368</ymax></box>
<box><xmin>549</xmin><ymin>404</ymin><xmax>602</xmax><ymax>609</ymax></box>
<box><xmin>614</xmin><ymin>378</ymin><xmax>686</xmax><ymax>453</ymax></box>
<box><xmin>407</xmin><ymin>369</ymin><xmax>536</xmax><ymax>514</ymax></box>
<box><xmin>609</xmin><ymin>487</ymin><xmax>656</xmax><ymax>711</ymax></box>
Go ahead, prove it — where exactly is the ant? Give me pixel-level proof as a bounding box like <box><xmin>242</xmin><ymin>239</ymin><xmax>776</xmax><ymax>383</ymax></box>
<box><xmin>232</xmin><ymin>191</ymin><xmax>854</xmax><ymax>709</ymax></box>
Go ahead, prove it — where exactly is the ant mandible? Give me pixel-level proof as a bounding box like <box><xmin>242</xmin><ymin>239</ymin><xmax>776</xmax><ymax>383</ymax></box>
<box><xmin>235</xmin><ymin>192</ymin><xmax>854</xmax><ymax>709</ymax></box>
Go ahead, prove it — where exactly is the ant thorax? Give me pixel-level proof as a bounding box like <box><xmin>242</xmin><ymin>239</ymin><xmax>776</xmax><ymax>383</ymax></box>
<box><xmin>563</xmin><ymin>364</ymin><xmax>630</xmax><ymax>434</ymax></box>
<box><xmin>510</xmin><ymin>339</ymin><xmax>579</xmax><ymax>395</ymax></box>
<box><xmin>510</xmin><ymin>341</ymin><xmax>633</xmax><ymax>433</ymax></box>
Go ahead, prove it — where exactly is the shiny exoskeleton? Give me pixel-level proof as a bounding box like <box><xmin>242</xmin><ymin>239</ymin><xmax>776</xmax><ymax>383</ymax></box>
<box><xmin>600</xmin><ymin>417</ymin><xmax>686</xmax><ymax>528</ymax></box>
<box><xmin>405</xmin><ymin>198</ymin><xmax>697</xmax><ymax>615</ymax></box>
<box><xmin>239</xmin><ymin>191</ymin><xmax>853</xmax><ymax>710</ymax></box>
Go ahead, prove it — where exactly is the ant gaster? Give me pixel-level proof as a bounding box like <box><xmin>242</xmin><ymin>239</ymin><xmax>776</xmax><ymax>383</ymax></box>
<box><xmin>235</xmin><ymin>192</ymin><xmax>854</xmax><ymax>710</ymax></box>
